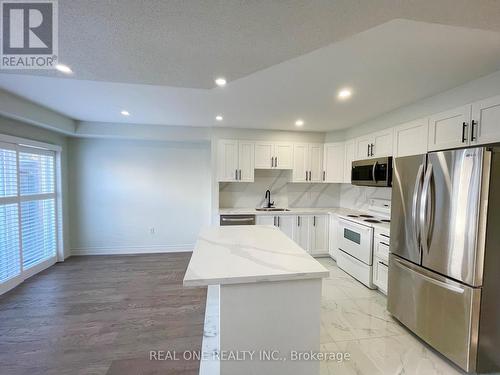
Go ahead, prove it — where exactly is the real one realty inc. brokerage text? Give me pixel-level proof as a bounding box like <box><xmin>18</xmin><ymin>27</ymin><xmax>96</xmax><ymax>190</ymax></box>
<box><xmin>150</xmin><ymin>350</ymin><xmax>351</xmax><ymax>363</ymax></box>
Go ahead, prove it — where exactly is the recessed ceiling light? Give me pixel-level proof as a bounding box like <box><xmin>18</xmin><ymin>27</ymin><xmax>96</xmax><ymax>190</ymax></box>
<box><xmin>55</xmin><ymin>64</ymin><xmax>72</xmax><ymax>74</ymax></box>
<box><xmin>215</xmin><ymin>77</ymin><xmax>227</xmax><ymax>87</ymax></box>
<box><xmin>121</xmin><ymin>110</ymin><xmax>130</xmax><ymax>116</ymax></box>
<box><xmin>215</xmin><ymin>115</ymin><xmax>223</xmax><ymax>121</ymax></box>
<box><xmin>295</xmin><ymin>119</ymin><xmax>304</xmax><ymax>127</ymax></box>
<box><xmin>338</xmin><ymin>88</ymin><xmax>352</xmax><ymax>100</ymax></box>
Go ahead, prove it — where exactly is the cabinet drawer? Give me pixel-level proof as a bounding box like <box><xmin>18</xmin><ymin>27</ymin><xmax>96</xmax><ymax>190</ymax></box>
<box><xmin>337</xmin><ymin>249</ymin><xmax>375</xmax><ymax>289</ymax></box>
<box><xmin>375</xmin><ymin>238</ymin><xmax>390</xmax><ymax>262</ymax></box>
<box><xmin>374</xmin><ymin>258</ymin><xmax>388</xmax><ymax>294</ymax></box>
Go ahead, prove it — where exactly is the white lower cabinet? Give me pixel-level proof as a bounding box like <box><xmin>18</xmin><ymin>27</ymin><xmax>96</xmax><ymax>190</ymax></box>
<box><xmin>293</xmin><ymin>215</ymin><xmax>310</xmax><ymax>251</ymax></box>
<box><xmin>256</xmin><ymin>215</ymin><xmax>275</xmax><ymax>226</ymax></box>
<box><xmin>277</xmin><ymin>215</ymin><xmax>295</xmax><ymax>239</ymax></box>
<box><xmin>373</xmin><ymin>259</ymin><xmax>388</xmax><ymax>295</ymax></box>
<box><xmin>328</xmin><ymin>214</ymin><xmax>339</xmax><ymax>260</ymax></box>
<box><xmin>373</xmin><ymin>229</ymin><xmax>390</xmax><ymax>295</ymax></box>
<box><xmin>257</xmin><ymin>213</ymin><xmax>329</xmax><ymax>255</ymax></box>
<box><xmin>309</xmin><ymin>215</ymin><xmax>328</xmax><ymax>255</ymax></box>
<box><xmin>256</xmin><ymin>215</ymin><xmax>295</xmax><ymax>241</ymax></box>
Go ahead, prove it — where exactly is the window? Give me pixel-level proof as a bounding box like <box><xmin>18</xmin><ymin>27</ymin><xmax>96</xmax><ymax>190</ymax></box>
<box><xmin>0</xmin><ymin>141</ymin><xmax>60</xmax><ymax>295</ymax></box>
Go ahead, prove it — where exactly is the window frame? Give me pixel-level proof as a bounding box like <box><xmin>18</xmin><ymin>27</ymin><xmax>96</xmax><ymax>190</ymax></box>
<box><xmin>0</xmin><ymin>134</ymin><xmax>63</xmax><ymax>295</ymax></box>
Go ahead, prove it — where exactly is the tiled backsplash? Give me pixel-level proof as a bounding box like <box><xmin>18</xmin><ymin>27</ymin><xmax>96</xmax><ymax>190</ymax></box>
<box><xmin>219</xmin><ymin>170</ymin><xmax>392</xmax><ymax>211</ymax></box>
<box><xmin>339</xmin><ymin>184</ymin><xmax>392</xmax><ymax>211</ymax></box>
<box><xmin>219</xmin><ymin>169</ymin><xmax>341</xmax><ymax>208</ymax></box>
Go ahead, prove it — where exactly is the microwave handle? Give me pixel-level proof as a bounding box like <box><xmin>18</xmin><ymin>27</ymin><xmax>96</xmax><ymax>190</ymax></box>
<box><xmin>372</xmin><ymin>161</ymin><xmax>378</xmax><ymax>182</ymax></box>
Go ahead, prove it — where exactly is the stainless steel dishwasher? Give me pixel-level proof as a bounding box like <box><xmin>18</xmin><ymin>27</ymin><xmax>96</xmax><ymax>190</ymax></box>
<box><xmin>220</xmin><ymin>214</ymin><xmax>256</xmax><ymax>226</ymax></box>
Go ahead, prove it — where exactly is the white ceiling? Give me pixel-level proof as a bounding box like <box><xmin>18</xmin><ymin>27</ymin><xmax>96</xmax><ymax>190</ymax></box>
<box><xmin>2</xmin><ymin>19</ymin><xmax>500</xmax><ymax>132</ymax></box>
<box><xmin>2</xmin><ymin>0</ymin><xmax>500</xmax><ymax>88</ymax></box>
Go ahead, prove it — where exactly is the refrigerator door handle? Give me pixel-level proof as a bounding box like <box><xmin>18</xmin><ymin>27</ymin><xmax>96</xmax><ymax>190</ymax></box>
<box><xmin>412</xmin><ymin>164</ymin><xmax>425</xmax><ymax>248</ymax></box>
<box><xmin>420</xmin><ymin>163</ymin><xmax>433</xmax><ymax>254</ymax></box>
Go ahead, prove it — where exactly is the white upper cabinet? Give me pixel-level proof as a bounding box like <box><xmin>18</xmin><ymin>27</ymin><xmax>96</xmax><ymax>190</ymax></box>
<box><xmin>254</xmin><ymin>141</ymin><xmax>293</xmax><ymax>169</ymax></box>
<box><xmin>323</xmin><ymin>142</ymin><xmax>345</xmax><ymax>183</ymax></box>
<box><xmin>292</xmin><ymin>143</ymin><xmax>309</xmax><ymax>182</ymax></box>
<box><xmin>217</xmin><ymin>139</ymin><xmax>239</xmax><ymax>181</ymax></box>
<box><xmin>355</xmin><ymin>129</ymin><xmax>393</xmax><ymax>160</ymax></box>
<box><xmin>309</xmin><ymin>144</ymin><xmax>324</xmax><ymax>182</ymax></box>
<box><xmin>238</xmin><ymin>141</ymin><xmax>255</xmax><ymax>182</ymax></box>
<box><xmin>393</xmin><ymin>118</ymin><xmax>429</xmax><ymax>157</ymax></box>
<box><xmin>292</xmin><ymin>143</ymin><xmax>323</xmax><ymax>183</ymax></box>
<box><xmin>274</xmin><ymin>142</ymin><xmax>294</xmax><ymax>169</ymax></box>
<box><xmin>428</xmin><ymin>105</ymin><xmax>471</xmax><ymax>151</ymax></box>
<box><xmin>254</xmin><ymin>142</ymin><xmax>274</xmax><ymax>169</ymax></box>
<box><xmin>344</xmin><ymin>140</ymin><xmax>355</xmax><ymax>183</ymax></box>
<box><xmin>355</xmin><ymin>135</ymin><xmax>373</xmax><ymax>160</ymax></box>
<box><xmin>471</xmin><ymin>95</ymin><xmax>500</xmax><ymax>146</ymax></box>
<box><xmin>372</xmin><ymin>128</ymin><xmax>393</xmax><ymax>158</ymax></box>
<box><xmin>217</xmin><ymin>139</ymin><xmax>254</xmax><ymax>182</ymax></box>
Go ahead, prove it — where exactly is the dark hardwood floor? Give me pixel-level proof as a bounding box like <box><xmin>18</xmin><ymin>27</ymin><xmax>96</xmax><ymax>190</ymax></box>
<box><xmin>0</xmin><ymin>253</ymin><xmax>206</xmax><ymax>375</ymax></box>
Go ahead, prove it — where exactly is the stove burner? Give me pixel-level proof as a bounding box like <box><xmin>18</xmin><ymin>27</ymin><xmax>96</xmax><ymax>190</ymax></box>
<box><xmin>347</xmin><ymin>215</ymin><xmax>359</xmax><ymax>218</ymax></box>
<box><xmin>359</xmin><ymin>214</ymin><xmax>374</xmax><ymax>218</ymax></box>
<box><xmin>381</xmin><ymin>219</ymin><xmax>391</xmax><ymax>223</ymax></box>
<box><xmin>364</xmin><ymin>219</ymin><xmax>381</xmax><ymax>223</ymax></box>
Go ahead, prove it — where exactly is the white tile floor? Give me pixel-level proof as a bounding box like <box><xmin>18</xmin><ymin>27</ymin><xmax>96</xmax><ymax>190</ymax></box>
<box><xmin>200</xmin><ymin>258</ymin><xmax>467</xmax><ymax>375</ymax></box>
<box><xmin>317</xmin><ymin>257</ymin><xmax>466</xmax><ymax>375</ymax></box>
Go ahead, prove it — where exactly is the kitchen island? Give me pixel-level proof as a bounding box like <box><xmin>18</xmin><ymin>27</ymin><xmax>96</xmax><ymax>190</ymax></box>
<box><xmin>184</xmin><ymin>225</ymin><xmax>329</xmax><ymax>375</ymax></box>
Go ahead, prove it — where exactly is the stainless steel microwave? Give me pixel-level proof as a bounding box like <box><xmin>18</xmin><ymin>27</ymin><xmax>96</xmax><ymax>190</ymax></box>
<box><xmin>351</xmin><ymin>157</ymin><xmax>392</xmax><ymax>187</ymax></box>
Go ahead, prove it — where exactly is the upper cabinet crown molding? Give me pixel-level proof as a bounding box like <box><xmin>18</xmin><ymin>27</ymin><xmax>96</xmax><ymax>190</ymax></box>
<box><xmin>393</xmin><ymin>118</ymin><xmax>429</xmax><ymax>158</ymax></box>
<box><xmin>255</xmin><ymin>141</ymin><xmax>293</xmax><ymax>170</ymax></box>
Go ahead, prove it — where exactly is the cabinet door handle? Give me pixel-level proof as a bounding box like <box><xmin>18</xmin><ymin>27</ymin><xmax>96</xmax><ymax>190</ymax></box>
<box><xmin>371</xmin><ymin>143</ymin><xmax>374</xmax><ymax>157</ymax></box>
<box><xmin>297</xmin><ymin>216</ymin><xmax>300</xmax><ymax>227</ymax></box>
<box><xmin>323</xmin><ymin>170</ymin><xmax>326</xmax><ymax>181</ymax></box>
<box><xmin>313</xmin><ymin>216</ymin><xmax>316</xmax><ymax>226</ymax></box>
<box><xmin>274</xmin><ymin>216</ymin><xmax>276</xmax><ymax>226</ymax></box>
<box><xmin>277</xmin><ymin>216</ymin><xmax>280</xmax><ymax>227</ymax></box>
<box><xmin>275</xmin><ymin>156</ymin><xmax>278</xmax><ymax>167</ymax></box>
<box><xmin>471</xmin><ymin>120</ymin><xmax>477</xmax><ymax>141</ymax></box>
<box><xmin>462</xmin><ymin>122</ymin><xmax>468</xmax><ymax>143</ymax></box>
<box><xmin>367</xmin><ymin>144</ymin><xmax>370</xmax><ymax>157</ymax></box>
<box><xmin>305</xmin><ymin>171</ymin><xmax>308</xmax><ymax>181</ymax></box>
<box><xmin>309</xmin><ymin>171</ymin><xmax>312</xmax><ymax>181</ymax></box>
<box><xmin>238</xmin><ymin>169</ymin><xmax>242</xmax><ymax>180</ymax></box>
<box><xmin>235</xmin><ymin>169</ymin><xmax>238</xmax><ymax>180</ymax></box>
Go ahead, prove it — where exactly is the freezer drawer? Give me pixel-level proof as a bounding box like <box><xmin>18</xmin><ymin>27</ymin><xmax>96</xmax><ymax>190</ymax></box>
<box><xmin>388</xmin><ymin>255</ymin><xmax>481</xmax><ymax>372</ymax></box>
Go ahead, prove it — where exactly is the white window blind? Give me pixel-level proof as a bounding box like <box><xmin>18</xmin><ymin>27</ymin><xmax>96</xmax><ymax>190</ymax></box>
<box><xmin>0</xmin><ymin>142</ymin><xmax>59</xmax><ymax>294</ymax></box>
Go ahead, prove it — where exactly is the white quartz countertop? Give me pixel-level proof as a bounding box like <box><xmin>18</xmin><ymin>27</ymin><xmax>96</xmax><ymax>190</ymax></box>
<box><xmin>183</xmin><ymin>226</ymin><xmax>330</xmax><ymax>287</ymax></box>
<box><xmin>218</xmin><ymin>207</ymin><xmax>391</xmax><ymax>231</ymax></box>
<box><xmin>218</xmin><ymin>207</ymin><xmax>357</xmax><ymax>216</ymax></box>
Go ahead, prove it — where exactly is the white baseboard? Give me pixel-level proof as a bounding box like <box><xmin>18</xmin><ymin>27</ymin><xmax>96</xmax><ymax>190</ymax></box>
<box><xmin>71</xmin><ymin>244</ymin><xmax>194</xmax><ymax>256</ymax></box>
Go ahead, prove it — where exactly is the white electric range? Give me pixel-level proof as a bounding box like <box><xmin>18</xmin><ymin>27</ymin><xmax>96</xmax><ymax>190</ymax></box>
<box><xmin>336</xmin><ymin>199</ymin><xmax>391</xmax><ymax>289</ymax></box>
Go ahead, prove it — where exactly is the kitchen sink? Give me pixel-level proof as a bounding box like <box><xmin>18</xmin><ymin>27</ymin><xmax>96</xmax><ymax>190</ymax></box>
<box><xmin>255</xmin><ymin>208</ymin><xmax>290</xmax><ymax>212</ymax></box>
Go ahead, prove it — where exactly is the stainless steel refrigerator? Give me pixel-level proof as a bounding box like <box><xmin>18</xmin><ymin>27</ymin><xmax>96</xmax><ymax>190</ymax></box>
<box><xmin>388</xmin><ymin>146</ymin><xmax>500</xmax><ymax>373</ymax></box>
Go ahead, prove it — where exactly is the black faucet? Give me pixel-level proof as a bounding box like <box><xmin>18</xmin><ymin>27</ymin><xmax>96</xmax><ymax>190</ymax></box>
<box><xmin>265</xmin><ymin>190</ymin><xmax>275</xmax><ymax>208</ymax></box>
